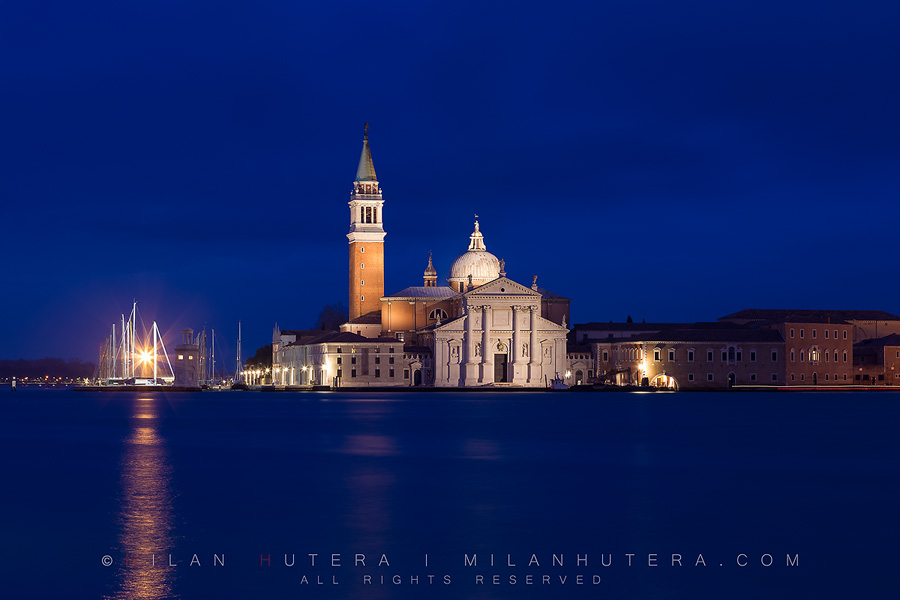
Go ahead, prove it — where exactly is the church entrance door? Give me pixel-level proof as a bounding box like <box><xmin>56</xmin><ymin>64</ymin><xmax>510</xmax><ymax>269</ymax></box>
<box><xmin>413</xmin><ymin>370</ymin><xmax>422</xmax><ymax>386</ymax></box>
<box><xmin>494</xmin><ymin>354</ymin><xmax>508</xmax><ymax>383</ymax></box>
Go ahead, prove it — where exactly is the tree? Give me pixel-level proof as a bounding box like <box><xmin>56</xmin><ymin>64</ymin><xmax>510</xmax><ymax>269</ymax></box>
<box><xmin>245</xmin><ymin>344</ymin><xmax>273</xmax><ymax>370</ymax></box>
<box><xmin>314</xmin><ymin>302</ymin><xmax>348</xmax><ymax>331</ymax></box>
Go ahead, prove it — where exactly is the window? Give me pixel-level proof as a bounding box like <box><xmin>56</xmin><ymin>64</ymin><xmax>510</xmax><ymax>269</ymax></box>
<box><xmin>707</xmin><ymin>373</ymin><xmax>714</xmax><ymax>381</ymax></box>
<box><xmin>801</xmin><ymin>374</ymin><xmax>805</xmax><ymax>381</ymax></box>
<box><xmin>824</xmin><ymin>330</ymin><xmax>829</xmax><ymax>339</ymax></box>
<box><xmin>389</xmin><ymin>356</ymin><xmax>394</xmax><ymax>364</ymax></box>
<box><xmin>688</xmin><ymin>350</ymin><xmax>694</xmax><ymax>362</ymax></box>
<box><xmin>843</xmin><ymin>330</ymin><xmax>847</xmax><ymax>339</ymax></box>
<box><xmin>812</xmin><ymin>329</ymin><xmax>817</xmax><ymax>339</ymax></box>
<box><xmin>337</xmin><ymin>347</ymin><xmax>342</xmax><ymax>353</ymax></box>
<box><xmin>337</xmin><ymin>369</ymin><xmax>342</xmax><ymax>378</ymax></box>
<box><xmin>390</xmin><ymin>347</ymin><xmax>395</xmax><ymax>353</ymax></box>
<box><xmin>429</xmin><ymin>308</ymin><xmax>448</xmax><ymax>320</ymax></box>
<box><xmin>750</xmin><ymin>351</ymin><xmax>756</xmax><ymax>362</ymax></box>
<box><xmin>389</xmin><ymin>368</ymin><xmax>395</xmax><ymax>377</ymax></box>
<box><xmin>772</xmin><ymin>350</ymin><xmax>778</xmax><ymax>362</ymax></box>
<box><xmin>791</xmin><ymin>374</ymin><xmax>795</xmax><ymax>381</ymax></box>
<box><xmin>824</xmin><ymin>351</ymin><xmax>829</xmax><ymax>362</ymax></box>
<box><xmin>736</xmin><ymin>350</ymin><xmax>742</xmax><ymax>362</ymax></box>
<box><xmin>750</xmin><ymin>373</ymin><xmax>757</xmax><ymax>382</ymax></box>
<box><xmin>178</xmin><ymin>354</ymin><xmax>184</xmax><ymax>360</ymax></box>
<box><xmin>375</xmin><ymin>369</ymin><xmax>381</xmax><ymax>377</ymax></box>
<box><xmin>855</xmin><ymin>374</ymin><xmax>861</xmax><ymax>381</ymax></box>
<box><xmin>791</xmin><ymin>350</ymin><xmax>795</xmax><ymax>362</ymax></box>
<box><xmin>351</xmin><ymin>357</ymin><xmax>357</xmax><ymax>365</ymax></box>
<box><xmin>375</xmin><ymin>356</ymin><xmax>380</xmax><ymax>364</ymax></box>
<box><xmin>834</xmin><ymin>330</ymin><xmax>838</xmax><ymax>339</ymax></box>
<box><xmin>602</xmin><ymin>351</ymin><xmax>609</xmax><ymax>362</ymax></box>
<box><xmin>360</xmin><ymin>295</ymin><xmax>364</xmax><ymax>301</ymax></box>
<box><xmin>825</xmin><ymin>373</ymin><xmax>829</xmax><ymax>380</ymax></box>
<box><xmin>843</xmin><ymin>374</ymin><xmax>847</xmax><ymax>381</ymax></box>
<box><xmin>361</xmin><ymin>280</ymin><xmax>365</xmax><ymax>285</ymax></box>
<box><xmin>404</xmin><ymin>369</ymin><xmax>410</xmax><ymax>379</ymax></box>
<box><xmin>188</xmin><ymin>355</ymin><xmax>193</xmax><ymax>360</ymax></box>
<box><xmin>668</xmin><ymin>349</ymin><xmax>675</xmax><ymax>362</ymax></box>
<box><xmin>688</xmin><ymin>373</ymin><xmax>695</xmax><ymax>381</ymax></box>
<box><xmin>337</xmin><ymin>357</ymin><xmax>342</xmax><ymax>365</ymax></box>
<box><xmin>360</xmin><ymin>246</ymin><xmax>365</xmax><ymax>253</ymax></box>
<box><xmin>351</xmin><ymin>369</ymin><xmax>357</xmax><ymax>378</ymax></box>
<box><xmin>800</xmin><ymin>351</ymin><xmax>805</xmax><ymax>362</ymax></box>
<box><xmin>360</xmin><ymin>263</ymin><xmax>365</xmax><ymax>269</ymax></box>
<box><xmin>654</xmin><ymin>349</ymin><xmax>660</xmax><ymax>361</ymax></box>
<box><xmin>707</xmin><ymin>350</ymin><xmax>713</xmax><ymax>362</ymax></box>
<box><xmin>722</xmin><ymin>350</ymin><xmax>728</xmax><ymax>362</ymax></box>
<box><xmin>843</xmin><ymin>350</ymin><xmax>847</xmax><ymax>362</ymax></box>
<box><xmin>790</xmin><ymin>328</ymin><xmax>795</xmax><ymax>338</ymax></box>
<box><xmin>772</xmin><ymin>373</ymin><xmax>778</xmax><ymax>382</ymax></box>
<box><xmin>800</xmin><ymin>329</ymin><xmax>804</xmax><ymax>338</ymax></box>
<box><xmin>834</xmin><ymin>351</ymin><xmax>838</xmax><ymax>362</ymax></box>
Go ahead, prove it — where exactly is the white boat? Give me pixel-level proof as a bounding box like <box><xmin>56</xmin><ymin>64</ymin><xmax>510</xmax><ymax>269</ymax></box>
<box><xmin>550</xmin><ymin>373</ymin><xmax>569</xmax><ymax>390</ymax></box>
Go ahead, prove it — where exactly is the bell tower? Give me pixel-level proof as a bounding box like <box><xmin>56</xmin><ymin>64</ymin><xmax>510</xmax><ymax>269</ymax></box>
<box><xmin>347</xmin><ymin>123</ymin><xmax>386</xmax><ymax>322</ymax></box>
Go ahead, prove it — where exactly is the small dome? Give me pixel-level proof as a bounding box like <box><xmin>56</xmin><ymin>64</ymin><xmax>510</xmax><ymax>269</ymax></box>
<box><xmin>448</xmin><ymin>221</ymin><xmax>501</xmax><ymax>288</ymax></box>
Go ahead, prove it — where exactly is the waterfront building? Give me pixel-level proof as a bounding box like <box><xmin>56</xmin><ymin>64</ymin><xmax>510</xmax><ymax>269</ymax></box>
<box><xmin>272</xmin><ymin>325</ymin><xmax>326</xmax><ymax>386</ymax></box>
<box><xmin>853</xmin><ymin>334</ymin><xmax>900</xmax><ymax>386</ymax></box>
<box><xmin>719</xmin><ymin>309</ymin><xmax>900</xmax><ymax>343</ymax></box>
<box><xmin>588</xmin><ymin>324</ymin><xmax>785</xmax><ymax>389</ymax></box>
<box><xmin>172</xmin><ymin>328</ymin><xmax>200</xmax><ymax>388</ymax></box>
<box><xmin>279</xmin><ymin>331</ymin><xmax>405</xmax><ymax>387</ymax></box>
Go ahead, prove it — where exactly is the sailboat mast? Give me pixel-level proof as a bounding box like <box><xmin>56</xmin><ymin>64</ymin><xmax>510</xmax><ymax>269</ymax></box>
<box><xmin>211</xmin><ymin>328</ymin><xmax>216</xmax><ymax>383</ymax></box>
<box><xmin>131</xmin><ymin>300</ymin><xmax>137</xmax><ymax>379</ymax></box>
<box><xmin>153</xmin><ymin>321</ymin><xmax>158</xmax><ymax>384</ymax></box>
<box><xmin>236</xmin><ymin>321</ymin><xmax>242</xmax><ymax>383</ymax></box>
<box><xmin>110</xmin><ymin>324</ymin><xmax>116</xmax><ymax>379</ymax></box>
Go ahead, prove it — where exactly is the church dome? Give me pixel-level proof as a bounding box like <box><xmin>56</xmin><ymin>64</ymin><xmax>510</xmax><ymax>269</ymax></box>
<box><xmin>448</xmin><ymin>221</ymin><xmax>501</xmax><ymax>290</ymax></box>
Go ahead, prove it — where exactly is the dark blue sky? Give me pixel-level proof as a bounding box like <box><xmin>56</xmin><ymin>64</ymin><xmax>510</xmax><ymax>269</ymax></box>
<box><xmin>2</xmin><ymin>1</ymin><xmax>899</xmax><ymax>361</ymax></box>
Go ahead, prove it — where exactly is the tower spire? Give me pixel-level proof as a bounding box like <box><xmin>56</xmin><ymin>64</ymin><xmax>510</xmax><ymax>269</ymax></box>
<box><xmin>355</xmin><ymin>122</ymin><xmax>377</xmax><ymax>182</ymax></box>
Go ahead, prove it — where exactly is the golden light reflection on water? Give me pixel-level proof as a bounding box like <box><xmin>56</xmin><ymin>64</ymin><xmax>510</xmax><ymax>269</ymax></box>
<box><xmin>106</xmin><ymin>397</ymin><xmax>178</xmax><ymax>600</ymax></box>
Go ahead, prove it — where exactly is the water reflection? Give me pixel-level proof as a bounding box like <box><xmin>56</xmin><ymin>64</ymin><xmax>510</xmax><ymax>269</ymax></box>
<box><xmin>107</xmin><ymin>397</ymin><xmax>178</xmax><ymax>599</ymax></box>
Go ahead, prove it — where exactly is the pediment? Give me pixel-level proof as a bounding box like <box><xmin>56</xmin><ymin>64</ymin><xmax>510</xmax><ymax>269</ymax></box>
<box><xmin>465</xmin><ymin>277</ymin><xmax>540</xmax><ymax>299</ymax></box>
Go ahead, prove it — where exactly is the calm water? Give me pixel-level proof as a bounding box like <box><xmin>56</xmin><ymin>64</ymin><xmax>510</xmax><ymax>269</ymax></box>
<box><xmin>2</xmin><ymin>388</ymin><xmax>898</xmax><ymax>599</ymax></box>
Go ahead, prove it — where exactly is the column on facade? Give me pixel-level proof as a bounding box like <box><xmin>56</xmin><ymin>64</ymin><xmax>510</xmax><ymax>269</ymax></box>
<box><xmin>434</xmin><ymin>338</ymin><xmax>444</xmax><ymax>385</ymax></box>
<box><xmin>480</xmin><ymin>304</ymin><xmax>492</xmax><ymax>383</ymax></box>
<box><xmin>464</xmin><ymin>303</ymin><xmax>478</xmax><ymax>385</ymax></box>
<box><xmin>528</xmin><ymin>306</ymin><xmax>540</xmax><ymax>384</ymax></box>
<box><xmin>512</xmin><ymin>306</ymin><xmax>523</xmax><ymax>383</ymax></box>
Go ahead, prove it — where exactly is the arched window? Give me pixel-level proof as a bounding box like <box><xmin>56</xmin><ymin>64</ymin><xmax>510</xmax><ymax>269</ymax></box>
<box><xmin>429</xmin><ymin>308</ymin><xmax>448</xmax><ymax>321</ymax></box>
